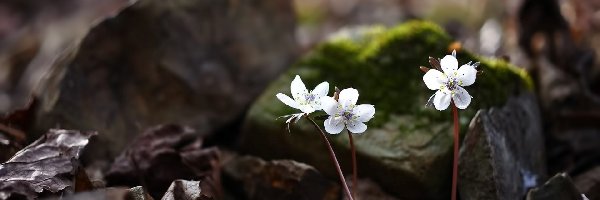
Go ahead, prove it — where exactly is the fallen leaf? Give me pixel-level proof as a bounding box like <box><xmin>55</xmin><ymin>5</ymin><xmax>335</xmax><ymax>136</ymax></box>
<box><xmin>0</xmin><ymin>129</ymin><xmax>96</xmax><ymax>199</ymax></box>
<box><xmin>106</xmin><ymin>124</ymin><xmax>220</xmax><ymax>199</ymax></box>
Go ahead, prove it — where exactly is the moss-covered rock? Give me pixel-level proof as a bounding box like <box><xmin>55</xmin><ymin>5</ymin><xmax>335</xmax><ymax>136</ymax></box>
<box><xmin>238</xmin><ymin>20</ymin><xmax>532</xmax><ymax>200</ymax></box>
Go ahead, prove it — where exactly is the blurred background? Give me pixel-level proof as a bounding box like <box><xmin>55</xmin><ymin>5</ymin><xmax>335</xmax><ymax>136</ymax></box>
<box><xmin>0</xmin><ymin>0</ymin><xmax>599</xmax><ymax>199</ymax></box>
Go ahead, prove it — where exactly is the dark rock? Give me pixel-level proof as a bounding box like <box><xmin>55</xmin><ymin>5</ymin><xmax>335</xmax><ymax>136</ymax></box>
<box><xmin>0</xmin><ymin>127</ymin><xmax>24</xmax><ymax>163</ymax></box>
<box><xmin>0</xmin><ymin>99</ymin><xmax>36</xmax><ymax>162</ymax></box>
<box><xmin>73</xmin><ymin>166</ymin><xmax>94</xmax><ymax>192</ymax></box>
<box><xmin>222</xmin><ymin>154</ymin><xmax>339</xmax><ymax>200</ymax></box>
<box><xmin>33</xmin><ymin>0</ymin><xmax>298</xmax><ymax>162</ymax></box>
<box><xmin>0</xmin><ymin>133</ymin><xmax>19</xmax><ymax>163</ymax></box>
<box><xmin>574</xmin><ymin>166</ymin><xmax>600</xmax><ymax>200</ymax></box>
<box><xmin>44</xmin><ymin>186</ymin><xmax>153</xmax><ymax>200</ymax></box>
<box><xmin>526</xmin><ymin>173</ymin><xmax>583</xmax><ymax>200</ymax></box>
<box><xmin>239</xmin><ymin>21</ymin><xmax>533</xmax><ymax>200</ymax></box>
<box><xmin>0</xmin><ymin>129</ymin><xmax>96</xmax><ymax>200</ymax></box>
<box><xmin>345</xmin><ymin>177</ymin><xmax>398</xmax><ymax>200</ymax></box>
<box><xmin>161</xmin><ymin>180</ymin><xmax>213</xmax><ymax>200</ymax></box>
<box><xmin>105</xmin><ymin>124</ymin><xmax>220</xmax><ymax>199</ymax></box>
<box><xmin>459</xmin><ymin>93</ymin><xmax>546</xmax><ymax>200</ymax></box>
<box><xmin>44</xmin><ymin>188</ymin><xmax>130</xmax><ymax>200</ymax></box>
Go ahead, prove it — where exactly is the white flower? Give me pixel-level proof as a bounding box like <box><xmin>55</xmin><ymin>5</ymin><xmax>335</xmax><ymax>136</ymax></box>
<box><xmin>277</xmin><ymin>75</ymin><xmax>329</xmax><ymax>114</ymax></box>
<box><xmin>320</xmin><ymin>88</ymin><xmax>375</xmax><ymax>134</ymax></box>
<box><xmin>423</xmin><ymin>50</ymin><xmax>477</xmax><ymax>110</ymax></box>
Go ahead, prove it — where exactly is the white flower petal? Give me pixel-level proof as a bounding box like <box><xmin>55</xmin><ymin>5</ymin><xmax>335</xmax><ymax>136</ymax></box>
<box><xmin>291</xmin><ymin>75</ymin><xmax>308</xmax><ymax>100</ymax></box>
<box><xmin>324</xmin><ymin>117</ymin><xmax>345</xmax><ymax>134</ymax></box>
<box><xmin>423</xmin><ymin>69</ymin><xmax>447</xmax><ymax>90</ymax></box>
<box><xmin>320</xmin><ymin>96</ymin><xmax>339</xmax><ymax>115</ymax></box>
<box><xmin>299</xmin><ymin>104</ymin><xmax>316</xmax><ymax>114</ymax></box>
<box><xmin>347</xmin><ymin>121</ymin><xmax>367</xmax><ymax>134</ymax></box>
<box><xmin>353</xmin><ymin>104</ymin><xmax>375</xmax><ymax>122</ymax></box>
<box><xmin>433</xmin><ymin>90</ymin><xmax>451</xmax><ymax>110</ymax></box>
<box><xmin>440</xmin><ymin>55</ymin><xmax>458</xmax><ymax>74</ymax></box>
<box><xmin>276</xmin><ymin>93</ymin><xmax>299</xmax><ymax>109</ymax></box>
<box><xmin>453</xmin><ymin>86</ymin><xmax>472</xmax><ymax>109</ymax></box>
<box><xmin>339</xmin><ymin>88</ymin><xmax>359</xmax><ymax>108</ymax></box>
<box><xmin>311</xmin><ymin>81</ymin><xmax>329</xmax><ymax>97</ymax></box>
<box><xmin>457</xmin><ymin>64</ymin><xmax>477</xmax><ymax>86</ymax></box>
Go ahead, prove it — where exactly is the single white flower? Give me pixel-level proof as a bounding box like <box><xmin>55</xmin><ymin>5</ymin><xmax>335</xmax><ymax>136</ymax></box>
<box><xmin>320</xmin><ymin>88</ymin><xmax>375</xmax><ymax>134</ymax></box>
<box><xmin>423</xmin><ymin>50</ymin><xmax>477</xmax><ymax>110</ymax></box>
<box><xmin>276</xmin><ymin>75</ymin><xmax>329</xmax><ymax>114</ymax></box>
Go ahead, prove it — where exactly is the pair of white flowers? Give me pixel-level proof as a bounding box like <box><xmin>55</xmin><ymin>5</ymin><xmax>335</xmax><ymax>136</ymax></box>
<box><xmin>276</xmin><ymin>75</ymin><xmax>375</xmax><ymax>134</ymax></box>
<box><xmin>276</xmin><ymin>50</ymin><xmax>478</xmax><ymax>133</ymax></box>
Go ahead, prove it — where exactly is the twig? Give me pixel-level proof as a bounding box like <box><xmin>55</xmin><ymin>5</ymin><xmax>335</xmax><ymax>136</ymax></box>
<box><xmin>347</xmin><ymin>130</ymin><xmax>358</xmax><ymax>199</ymax></box>
<box><xmin>307</xmin><ymin>117</ymin><xmax>354</xmax><ymax>200</ymax></box>
<box><xmin>451</xmin><ymin>104</ymin><xmax>459</xmax><ymax>200</ymax></box>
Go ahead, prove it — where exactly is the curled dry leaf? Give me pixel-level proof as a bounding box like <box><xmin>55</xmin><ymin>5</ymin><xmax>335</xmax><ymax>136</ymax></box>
<box><xmin>0</xmin><ymin>129</ymin><xmax>96</xmax><ymax>200</ymax></box>
<box><xmin>106</xmin><ymin>124</ymin><xmax>220</xmax><ymax>199</ymax></box>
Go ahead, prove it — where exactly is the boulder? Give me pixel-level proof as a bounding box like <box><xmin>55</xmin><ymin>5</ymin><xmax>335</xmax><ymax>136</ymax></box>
<box><xmin>33</xmin><ymin>0</ymin><xmax>298</xmax><ymax>161</ymax></box>
<box><xmin>238</xmin><ymin>21</ymin><xmax>532</xmax><ymax>200</ymax></box>
<box><xmin>458</xmin><ymin>93</ymin><xmax>545</xmax><ymax>200</ymax></box>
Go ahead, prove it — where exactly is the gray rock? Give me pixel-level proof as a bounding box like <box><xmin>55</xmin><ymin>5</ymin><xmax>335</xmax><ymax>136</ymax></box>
<box><xmin>33</xmin><ymin>0</ymin><xmax>298</xmax><ymax>161</ymax></box>
<box><xmin>458</xmin><ymin>92</ymin><xmax>546</xmax><ymax>200</ymax></box>
<box><xmin>526</xmin><ymin>173</ymin><xmax>583</xmax><ymax>200</ymax></box>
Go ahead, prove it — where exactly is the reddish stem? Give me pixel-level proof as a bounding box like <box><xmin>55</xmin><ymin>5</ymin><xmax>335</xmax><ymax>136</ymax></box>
<box><xmin>451</xmin><ymin>104</ymin><xmax>459</xmax><ymax>200</ymax></box>
<box><xmin>347</xmin><ymin>131</ymin><xmax>357</xmax><ymax>199</ymax></box>
<box><xmin>307</xmin><ymin>117</ymin><xmax>354</xmax><ymax>200</ymax></box>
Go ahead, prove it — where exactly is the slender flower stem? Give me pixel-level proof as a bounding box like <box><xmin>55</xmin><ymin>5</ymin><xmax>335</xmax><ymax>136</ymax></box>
<box><xmin>451</xmin><ymin>104</ymin><xmax>459</xmax><ymax>200</ymax></box>
<box><xmin>347</xmin><ymin>131</ymin><xmax>357</xmax><ymax>199</ymax></box>
<box><xmin>307</xmin><ymin>116</ymin><xmax>354</xmax><ymax>200</ymax></box>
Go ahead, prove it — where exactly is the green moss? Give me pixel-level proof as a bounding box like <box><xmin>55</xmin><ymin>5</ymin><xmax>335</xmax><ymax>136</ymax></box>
<box><xmin>266</xmin><ymin>20</ymin><xmax>530</xmax><ymax>129</ymax></box>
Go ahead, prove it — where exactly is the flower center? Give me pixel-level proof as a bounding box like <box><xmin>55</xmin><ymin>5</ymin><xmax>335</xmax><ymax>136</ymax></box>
<box><xmin>446</xmin><ymin>76</ymin><xmax>458</xmax><ymax>92</ymax></box>
<box><xmin>304</xmin><ymin>93</ymin><xmax>316</xmax><ymax>103</ymax></box>
<box><xmin>342</xmin><ymin>111</ymin><xmax>354</xmax><ymax>121</ymax></box>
